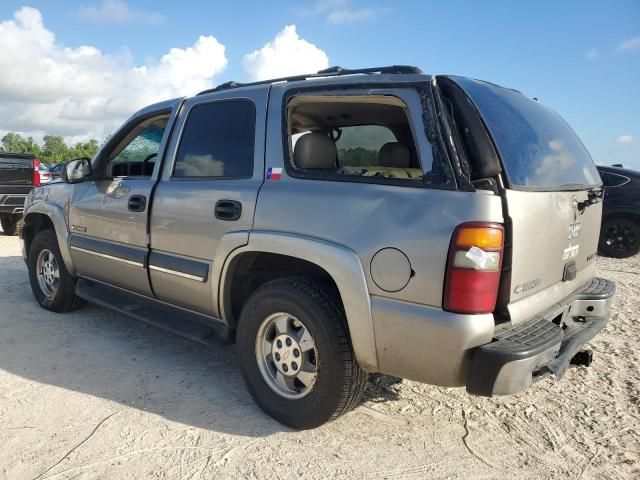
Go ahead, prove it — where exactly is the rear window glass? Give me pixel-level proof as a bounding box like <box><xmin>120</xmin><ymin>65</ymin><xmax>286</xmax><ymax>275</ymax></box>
<box><xmin>454</xmin><ymin>78</ymin><xmax>601</xmax><ymax>190</ymax></box>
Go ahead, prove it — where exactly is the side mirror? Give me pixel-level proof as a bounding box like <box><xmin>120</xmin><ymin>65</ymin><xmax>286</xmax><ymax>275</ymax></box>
<box><xmin>61</xmin><ymin>158</ymin><xmax>92</xmax><ymax>184</ymax></box>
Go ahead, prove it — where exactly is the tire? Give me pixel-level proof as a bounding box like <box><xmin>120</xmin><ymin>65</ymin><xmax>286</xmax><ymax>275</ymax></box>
<box><xmin>27</xmin><ymin>229</ymin><xmax>86</xmax><ymax>312</ymax></box>
<box><xmin>237</xmin><ymin>276</ymin><xmax>367</xmax><ymax>429</ymax></box>
<box><xmin>1</xmin><ymin>215</ymin><xmax>23</xmax><ymax>236</ymax></box>
<box><xmin>598</xmin><ymin>216</ymin><xmax>640</xmax><ymax>258</ymax></box>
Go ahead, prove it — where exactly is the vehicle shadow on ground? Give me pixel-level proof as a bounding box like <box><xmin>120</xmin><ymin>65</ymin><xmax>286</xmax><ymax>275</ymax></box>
<box><xmin>0</xmin><ymin>255</ymin><xmax>291</xmax><ymax>437</ymax></box>
<box><xmin>0</xmin><ymin>254</ymin><xmax>404</xmax><ymax>437</ymax></box>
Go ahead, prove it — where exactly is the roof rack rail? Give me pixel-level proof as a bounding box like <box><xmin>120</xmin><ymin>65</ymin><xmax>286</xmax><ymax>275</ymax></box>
<box><xmin>197</xmin><ymin>65</ymin><xmax>423</xmax><ymax>96</ymax></box>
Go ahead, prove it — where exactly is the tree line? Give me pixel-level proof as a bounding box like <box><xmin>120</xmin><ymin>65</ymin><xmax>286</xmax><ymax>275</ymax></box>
<box><xmin>0</xmin><ymin>133</ymin><xmax>101</xmax><ymax>164</ymax></box>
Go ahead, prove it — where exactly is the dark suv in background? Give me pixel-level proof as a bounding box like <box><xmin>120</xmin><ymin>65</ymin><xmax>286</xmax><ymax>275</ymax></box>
<box><xmin>597</xmin><ymin>165</ymin><xmax>640</xmax><ymax>258</ymax></box>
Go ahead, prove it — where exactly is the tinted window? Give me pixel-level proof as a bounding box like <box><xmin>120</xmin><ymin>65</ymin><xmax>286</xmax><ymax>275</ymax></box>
<box><xmin>174</xmin><ymin>100</ymin><xmax>255</xmax><ymax>178</ymax></box>
<box><xmin>600</xmin><ymin>172</ymin><xmax>613</xmax><ymax>187</ymax></box>
<box><xmin>454</xmin><ymin>78</ymin><xmax>601</xmax><ymax>190</ymax></box>
<box><xmin>600</xmin><ymin>172</ymin><xmax>630</xmax><ymax>187</ymax></box>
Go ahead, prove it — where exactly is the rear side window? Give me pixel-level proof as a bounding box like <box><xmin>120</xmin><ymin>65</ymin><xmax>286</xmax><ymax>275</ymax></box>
<box><xmin>174</xmin><ymin>100</ymin><xmax>255</xmax><ymax>178</ymax></box>
<box><xmin>454</xmin><ymin>78</ymin><xmax>601</xmax><ymax>190</ymax></box>
<box><xmin>600</xmin><ymin>171</ymin><xmax>630</xmax><ymax>187</ymax></box>
<box><xmin>286</xmin><ymin>93</ymin><xmax>452</xmax><ymax>186</ymax></box>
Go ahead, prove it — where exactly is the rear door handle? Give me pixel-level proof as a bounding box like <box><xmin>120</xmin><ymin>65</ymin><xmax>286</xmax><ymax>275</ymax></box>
<box><xmin>128</xmin><ymin>195</ymin><xmax>147</xmax><ymax>212</ymax></box>
<box><xmin>215</xmin><ymin>200</ymin><xmax>242</xmax><ymax>221</ymax></box>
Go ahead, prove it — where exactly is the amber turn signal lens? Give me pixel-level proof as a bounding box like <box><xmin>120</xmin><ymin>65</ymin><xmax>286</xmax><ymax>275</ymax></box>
<box><xmin>455</xmin><ymin>227</ymin><xmax>503</xmax><ymax>249</ymax></box>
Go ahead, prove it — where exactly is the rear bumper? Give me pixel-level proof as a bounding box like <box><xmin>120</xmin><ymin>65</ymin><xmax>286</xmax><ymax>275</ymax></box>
<box><xmin>467</xmin><ymin>277</ymin><xmax>615</xmax><ymax>396</ymax></box>
<box><xmin>0</xmin><ymin>192</ymin><xmax>28</xmax><ymax>214</ymax></box>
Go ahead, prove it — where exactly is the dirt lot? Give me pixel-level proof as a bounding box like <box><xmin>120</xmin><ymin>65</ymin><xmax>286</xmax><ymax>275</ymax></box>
<box><xmin>0</xmin><ymin>232</ymin><xmax>638</xmax><ymax>480</ymax></box>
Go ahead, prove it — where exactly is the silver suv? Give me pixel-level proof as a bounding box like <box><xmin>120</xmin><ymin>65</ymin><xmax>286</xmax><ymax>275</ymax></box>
<box><xmin>21</xmin><ymin>66</ymin><xmax>615</xmax><ymax>429</ymax></box>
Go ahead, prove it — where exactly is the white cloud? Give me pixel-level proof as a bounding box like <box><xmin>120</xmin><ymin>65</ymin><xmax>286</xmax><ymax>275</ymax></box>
<box><xmin>242</xmin><ymin>25</ymin><xmax>329</xmax><ymax>81</ymax></box>
<box><xmin>616</xmin><ymin>135</ymin><xmax>634</xmax><ymax>145</ymax></box>
<box><xmin>585</xmin><ymin>47</ymin><xmax>599</xmax><ymax>61</ymax></box>
<box><xmin>0</xmin><ymin>7</ymin><xmax>227</xmax><ymax>141</ymax></box>
<box><xmin>76</xmin><ymin>0</ymin><xmax>165</xmax><ymax>25</ymax></box>
<box><xmin>302</xmin><ymin>0</ymin><xmax>386</xmax><ymax>25</ymax></box>
<box><xmin>327</xmin><ymin>8</ymin><xmax>376</xmax><ymax>24</ymax></box>
<box><xmin>617</xmin><ymin>36</ymin><xmax>640</xmax><ymax>53</ymax></box>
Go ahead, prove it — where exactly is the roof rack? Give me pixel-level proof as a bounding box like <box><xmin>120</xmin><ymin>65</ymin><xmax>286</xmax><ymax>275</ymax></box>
<box><xmin>197</xmin><ymin>65</ymin><xmax>423</xmax><ymax>96</ymax></box>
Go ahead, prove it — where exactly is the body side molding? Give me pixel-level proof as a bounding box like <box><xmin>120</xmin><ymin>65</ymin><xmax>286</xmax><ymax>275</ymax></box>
<box><xmin>148</xmin><ymin>251</ymin><xmax>210</xmax><ymax>282</ymax></box>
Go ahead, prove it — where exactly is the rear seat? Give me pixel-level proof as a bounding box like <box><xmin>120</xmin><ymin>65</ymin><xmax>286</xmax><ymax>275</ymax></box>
<box><xmin>293</xmin><ymin>134</ymin><xmax>422</xmax><ymax>179</ymax></box>
<box><xmin>293</xmin><ymin>132</ymin><xmax>337</xmax><ymax>170</ymax></box>
<box><xmin>338</xmin><ymin>141</ymin><xmax>422</xmax><ymax>178</ymax></box>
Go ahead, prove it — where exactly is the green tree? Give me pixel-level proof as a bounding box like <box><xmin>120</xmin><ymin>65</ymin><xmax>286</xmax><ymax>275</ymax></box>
<box><xmin>1</xmin><ymin>132</ymin><xmax>102</xmax><ymax>164</ymax></box>
<box><xmin>41</xmin><ymin>135</ymin><xmax>69</xmax><ymax>164</ymax></box>
<box><xmin>69</xmin><ymin>139</ymin><xmax>99</xmax><ymax>160</ymax></box>
<box><xmin>1</xmin><ymin>133</ymin><xmax>42</xmax><ymax>157</ymax></box>
<box><xmin>338</xmin><ymin>147</ymin><xmax>378</xmax><ymax>167</ymax></box>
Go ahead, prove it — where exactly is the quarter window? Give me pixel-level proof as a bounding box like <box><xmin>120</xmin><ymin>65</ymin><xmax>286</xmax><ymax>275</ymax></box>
<box><xmin>600</xmin><ymin>172</ymin><xmax>630</xmax><ymax>187</ymax></box>
<box><xmin>174</xmin><ymin>100</ymin><xmax>255</xmax><ymax>178</ymax></box>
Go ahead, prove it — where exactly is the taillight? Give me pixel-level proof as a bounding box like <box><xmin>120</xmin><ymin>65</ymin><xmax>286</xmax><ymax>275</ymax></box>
<box><xmin>443</xmin><ymin>223</ymin><xmax>504</xmax><ymax>314</ymax></box>
<box><xmin>33</xmin><ymin>158</ymin><xmax>41</xmax><ymax>187</ymax></box>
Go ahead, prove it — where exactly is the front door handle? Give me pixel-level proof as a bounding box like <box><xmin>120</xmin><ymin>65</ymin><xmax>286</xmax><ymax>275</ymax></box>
<box><xmin>215</xmin><ymin>200</ymin><xmax>242</xmax><ymax>221</ymax></box>
<box><xmin>128</xmin><ymin>195</ymin><xmax>147</xmax><ymax>212</ymax></box>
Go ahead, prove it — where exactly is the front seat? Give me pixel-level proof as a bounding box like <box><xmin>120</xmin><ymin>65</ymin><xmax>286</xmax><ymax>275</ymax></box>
<box><xmin>378</xmin><ymin>142</ymin><xmax>411</xmax><ymax>168</ymax></box>
<box><xmin>293</xmin><ymin>133</ymin><xmax>337</xmax><ymax>170</ymax></box>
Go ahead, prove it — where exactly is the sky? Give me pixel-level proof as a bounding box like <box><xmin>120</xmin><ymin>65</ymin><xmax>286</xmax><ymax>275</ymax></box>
<box><xmin>0</xmin><ymin>0</ymin><xmax>638</xmax><ymax>168</ymax></box>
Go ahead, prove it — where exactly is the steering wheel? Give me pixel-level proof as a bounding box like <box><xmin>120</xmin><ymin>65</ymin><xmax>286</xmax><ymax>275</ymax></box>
<box><xmin>329</xmin><ymin>127</ymin><xmax>342</xmax><ymax>142</ymax></box>
<box><xmin>141</xmin><ymin>153</ymin><xmax>157</xmax><ymax>174</ymax></box>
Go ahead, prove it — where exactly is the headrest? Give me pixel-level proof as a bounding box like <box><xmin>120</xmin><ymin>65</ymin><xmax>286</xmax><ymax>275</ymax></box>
<box><xmin>378</xmin><ymin>142</ymin><xmax>410</xmax><ymax>168</ymax></box>
<box><xmin>293</xmin><ymin>132</ymin><xmax>337</xmax><ymax>169</ymax></box>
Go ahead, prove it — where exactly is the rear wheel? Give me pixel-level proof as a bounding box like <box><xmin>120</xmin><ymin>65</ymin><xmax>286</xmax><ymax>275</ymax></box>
<box><xmin>237</xmin><ymin>276</ymin><xmax>367</xmax><ymax>429</ymax></box>
<box><xmin>1</xmin><ymin>215</ymin><xmax>23</xmax><ymax>236</ymax></box>
<box><xmin>27</xmin><ymin>229</ymin><xmax>85</xmax><ymax>312</ymax></box>
<box><xmin>599</xmin><ymin>216</ymin><xmax>640</xmax><ymax>258</ymax></box>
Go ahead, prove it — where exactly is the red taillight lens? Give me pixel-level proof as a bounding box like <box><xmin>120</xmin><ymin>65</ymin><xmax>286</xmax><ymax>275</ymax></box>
<box><xmin>443</xmin><ymin>223</ymin><xmax>504</xmax><ymax>314</ymax></box>
<box><xmin>33</xmin><ymin>158</ymin><xmax>41</xmax><ymax>187</ymax></box>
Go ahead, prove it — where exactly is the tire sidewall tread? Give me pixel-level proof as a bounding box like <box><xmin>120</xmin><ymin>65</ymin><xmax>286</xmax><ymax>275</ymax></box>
<box><xmin>27</xmin><ymin>229</ymin><xmax>85</xmax><ymax>313</ymax></box>
<box><xmin>599</xmin><ymin>216</ymin><xmax>640</xmax><ymax>258</ymax></box>
<box><xmin>237</xmin><ymin>275</ymin><xmax>366</xmax><ymax>429</ymax></box>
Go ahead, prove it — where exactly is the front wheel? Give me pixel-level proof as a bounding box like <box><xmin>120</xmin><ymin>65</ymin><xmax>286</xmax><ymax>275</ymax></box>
<box><xmin>27</xmin><ymin>229</ymin><xmax>86</xmax><ymax>312</ymax></box>
<box><xmin>237</xmin><ymin>276</ymin><xmax>367</xmax><ymax>429</ymax></box>
<box><xmin>599</xmin><ymin>216</ymin><xmax>640</xmax><ymax>258</ymax></box>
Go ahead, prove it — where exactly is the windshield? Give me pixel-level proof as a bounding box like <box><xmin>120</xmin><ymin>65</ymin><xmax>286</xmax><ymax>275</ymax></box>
<box><xmin>453</xmin><ymin>77</ymin><xmax>601</xmax><ymax>190</ymax></box>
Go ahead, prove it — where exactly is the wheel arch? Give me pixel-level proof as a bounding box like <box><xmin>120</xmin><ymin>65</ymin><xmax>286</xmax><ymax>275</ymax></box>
<box><xmin>602</xmin><ymin>208</ymin><xmax>640</xmax><ymax>224</ymax></box>
<box><xmin>22</xmin><ymin>203</ymin><xmax>75</xmax><ymax>275</ymax></box>
<box><xmin>219</xmin><ymin>231</ymin><xmax>378</xmax><ymax>371</ymax></box>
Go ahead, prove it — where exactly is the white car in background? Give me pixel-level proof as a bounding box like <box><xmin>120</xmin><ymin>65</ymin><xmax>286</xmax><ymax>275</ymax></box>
<box><xmin>37</xmin><ymin>164</ymin><xmax>53</xmax><ymax>184</ymax></box>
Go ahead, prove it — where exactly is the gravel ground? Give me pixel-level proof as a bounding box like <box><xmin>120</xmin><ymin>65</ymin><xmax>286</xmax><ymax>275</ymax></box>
<box><xmin>0</xmin><ymin>232</ymin><xmax>638</xmax><ymax>479</ymax></box>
